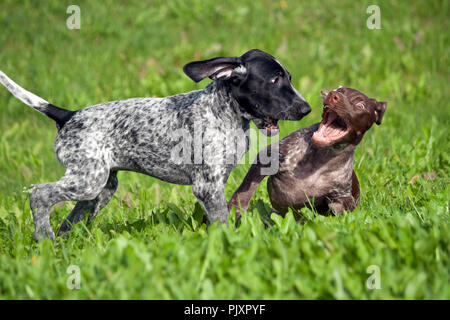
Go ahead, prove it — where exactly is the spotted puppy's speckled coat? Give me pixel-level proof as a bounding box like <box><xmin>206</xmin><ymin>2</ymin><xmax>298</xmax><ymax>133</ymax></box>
<box><xmin>0</xmin><ymin>49</ymin><xmax>311</xmax><ymax>241</ymax></box>
<box><xmin>228</xmin><ymin>87</ymin><xmax>387</xmax><ymax>217</ymax></box>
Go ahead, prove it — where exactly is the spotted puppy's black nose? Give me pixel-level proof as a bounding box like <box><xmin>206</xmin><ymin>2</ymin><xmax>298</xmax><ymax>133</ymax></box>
<box><xmin>289</xmin><ymin>99</ymin><xmax>311</xmax><ymax>120</ymax></box>
<box><xmin>300</xmin><ymin>100</ymin><xmax>311</xmax><ymax>116</ymax></box>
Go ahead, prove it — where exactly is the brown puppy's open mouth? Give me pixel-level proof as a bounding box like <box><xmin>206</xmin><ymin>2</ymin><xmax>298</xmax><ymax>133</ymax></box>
<box><xmin>312</xmin><ymin>110</ymin><xmax>349</xmax><ymax>146</ymax></box>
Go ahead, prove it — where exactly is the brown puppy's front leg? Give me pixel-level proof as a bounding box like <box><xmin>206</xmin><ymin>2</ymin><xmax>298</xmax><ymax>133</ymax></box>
<box><xmin>328</xmin><ymin>195</ymin><xmax>358</xmax><ymax>216</ymax></box>
<box><xmin>352</xmin><ymin>170</ymin><xmax>360</xmax><ymax>205</ymax></box>
<box><xmin>228</xmin><ymin>163</ymin><xmax>267</xmax><ymax>219</ymax></box>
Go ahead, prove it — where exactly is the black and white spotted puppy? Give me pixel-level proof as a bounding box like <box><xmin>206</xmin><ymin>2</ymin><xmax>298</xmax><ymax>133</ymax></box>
<box><xmin>0</xmin><ymin>49</ymin><xmax>311</xmax><ymax>241</ymax></box>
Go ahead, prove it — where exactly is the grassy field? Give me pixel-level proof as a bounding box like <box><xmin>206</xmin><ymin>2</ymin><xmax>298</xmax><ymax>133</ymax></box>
<box><xmin>0</xmin><ymin>0</ymin><xmax>448</xmax><ymax>299</ymax></box>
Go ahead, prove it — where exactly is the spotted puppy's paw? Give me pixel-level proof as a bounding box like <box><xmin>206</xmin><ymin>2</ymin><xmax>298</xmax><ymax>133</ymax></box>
<box><xmin>227</xmin><ymin>193</ymin><xmax>242</xmax><ymax>219</ymax></box>
<box><xmin>34</xmin><ymin>224</ymin><xmax>55</xmax><ymax>242</ymax></box>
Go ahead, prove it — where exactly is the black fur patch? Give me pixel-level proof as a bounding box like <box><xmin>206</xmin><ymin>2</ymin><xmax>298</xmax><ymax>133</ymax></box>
<box><xmin>45</xmin><ymin>104</ymin><xmax>75</xmax><ymax>129</ymax></box>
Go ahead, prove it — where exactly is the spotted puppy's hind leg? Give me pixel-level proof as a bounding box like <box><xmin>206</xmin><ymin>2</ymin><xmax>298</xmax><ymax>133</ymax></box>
<box><xmin>29</xmin><ymin>160</ymin><xmax>110</xmax><ymax>241</ymax></box>
<box><xmin>58</xmin><ymin>171</ymin><xmax>119</xmax><ymax>236</ymax></box>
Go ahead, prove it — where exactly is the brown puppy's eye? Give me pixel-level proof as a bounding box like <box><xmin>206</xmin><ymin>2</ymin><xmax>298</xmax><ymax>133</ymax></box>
<box><xmin>356</xmin><ymin>102</ymin><xmax>366</xmax><ymax>109</ymax></box>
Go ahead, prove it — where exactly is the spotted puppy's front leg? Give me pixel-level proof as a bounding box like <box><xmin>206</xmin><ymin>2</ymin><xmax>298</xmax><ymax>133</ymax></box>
<box><xmin>192</xmin><ymin>167</ymin><xmax>230</xmax><ymax>224</ymax></box>
<box><xmin>227</xmin><ymin>162</ymin><xmax>267</xmax><ymax>219</ymax></box>
<box><xmin>193</xmin><ymin>181</ymin><xmax>229</xmax><ymax>225</ymax></box>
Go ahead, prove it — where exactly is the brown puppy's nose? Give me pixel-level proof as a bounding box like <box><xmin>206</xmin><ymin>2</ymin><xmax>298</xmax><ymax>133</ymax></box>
<box><xmin>327</xmin><ymin>91</ymin><xmax>340</xmax><ymax>106</ymax></box>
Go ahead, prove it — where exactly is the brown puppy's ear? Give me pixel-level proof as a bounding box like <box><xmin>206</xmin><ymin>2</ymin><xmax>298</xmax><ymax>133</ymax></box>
<box><xmin>374</xmin><ymin>101</ymin><xmax>387</xmax><ymax>125</ymax></box>
<box><xmin>321</xmin><ymin>90</ymin><xmax>328</xmax><ymax>101</ymax></box>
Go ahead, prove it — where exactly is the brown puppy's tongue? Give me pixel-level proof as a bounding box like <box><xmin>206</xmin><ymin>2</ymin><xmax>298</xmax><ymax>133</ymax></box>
<box><xmin>325</xmin><ymin>111</ymin><xmax>337</xmax><ymax>125</ymax></box>
<box><xmin>312</xmin><ymin>110</ymin><xmax>349</xmax><ymax>146</ymax></box>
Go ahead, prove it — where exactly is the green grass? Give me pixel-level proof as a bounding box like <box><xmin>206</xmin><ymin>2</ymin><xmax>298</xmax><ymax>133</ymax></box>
<box><xmin>0</xmin><ymin>0</ymin><xmax>449</xmax><ymax>299</ymax></box>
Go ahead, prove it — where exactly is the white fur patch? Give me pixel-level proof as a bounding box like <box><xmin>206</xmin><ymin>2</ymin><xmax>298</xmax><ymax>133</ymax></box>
<box><xmin>0</xmin><ymin>70</ymin><xmax>49</xmax><ymax>108</ymax></box>
<box><xmin>234</xmin><ymin>65</ymin><xmax>247</xmax><ymax>74</ymax></box>
<box><xmin>215</xmin><ymin>69</ymin><xmax>233</xmax><ymax>79</ymax></box>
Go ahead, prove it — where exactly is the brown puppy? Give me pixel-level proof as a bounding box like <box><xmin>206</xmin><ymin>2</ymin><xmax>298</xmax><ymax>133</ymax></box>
<box><xmin>228</xmin><ymin>87</ymin><xmax>387</xmax><ymax>217</ymax></box>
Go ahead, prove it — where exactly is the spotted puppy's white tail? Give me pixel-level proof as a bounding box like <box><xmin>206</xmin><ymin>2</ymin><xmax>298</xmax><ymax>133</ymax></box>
<box><xmin>0</xmin><ymin>70</ymin><xmax>74</xmax><ymax>129</ymax></box>
<box><xmin>0</xmin><ymin>70</ymin><xmax>51</xmax><ymax>112</ymax></box>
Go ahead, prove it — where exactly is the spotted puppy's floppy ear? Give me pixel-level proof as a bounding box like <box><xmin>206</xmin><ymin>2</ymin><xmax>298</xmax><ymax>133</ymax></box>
<box><xmin>183</xmin><ymin>56</ymin><xmax>243</xmax><ymax>83</ymax></box>
<box><xmin>374</xmin><ymin>101</ymin><xmax>387</xmax><ymax>125</ymax></box>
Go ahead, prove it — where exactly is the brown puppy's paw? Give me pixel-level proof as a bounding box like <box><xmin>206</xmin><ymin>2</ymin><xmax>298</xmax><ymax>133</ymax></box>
<box><xmin>228</xmin><ymin>192</ymin><xmax>253</xmax><ymax>220</ymax></box>
<box><xmin>329</xmin><ymin>196</ymin><xmax>358</xmax><ymax>216</ymax></box>
<box><xmin>227</xmin><ymin>194</ymin><xmax>242</xmax><ymax>220</ymax></box>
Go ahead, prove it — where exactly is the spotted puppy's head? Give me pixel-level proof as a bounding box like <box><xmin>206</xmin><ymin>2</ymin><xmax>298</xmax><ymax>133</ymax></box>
<box><xmin>183</xmin><ymin>49</ymin><xmax>311</xmax><ymax>136</ymax></box>
<box><xmin>312</xmin><ymin>87</ymin><xmax>387</xmax><ymax>147</ymax></box>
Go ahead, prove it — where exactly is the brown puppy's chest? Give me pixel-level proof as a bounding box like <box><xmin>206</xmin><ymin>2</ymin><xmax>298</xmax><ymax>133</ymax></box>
<box><xmin>267</xmin><ymin>144</ymin><xmax>354</xmax><ymax>212</ymax></box>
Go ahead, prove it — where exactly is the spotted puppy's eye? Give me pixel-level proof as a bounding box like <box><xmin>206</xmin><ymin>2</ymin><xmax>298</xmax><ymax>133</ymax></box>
<box><xmin>270</xmin><ymin>72</ymin><xmax>283</xmax><ymax>84</ymax></box>
<box><xmin>355</xmin><ymin>101</ymin><xmax>366</xmax><ymax>109</ymax></box>
<box><xmin>270</xmin><ymin>76</ymin><xmax>280</xmax><ymax>84</ymax></box>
